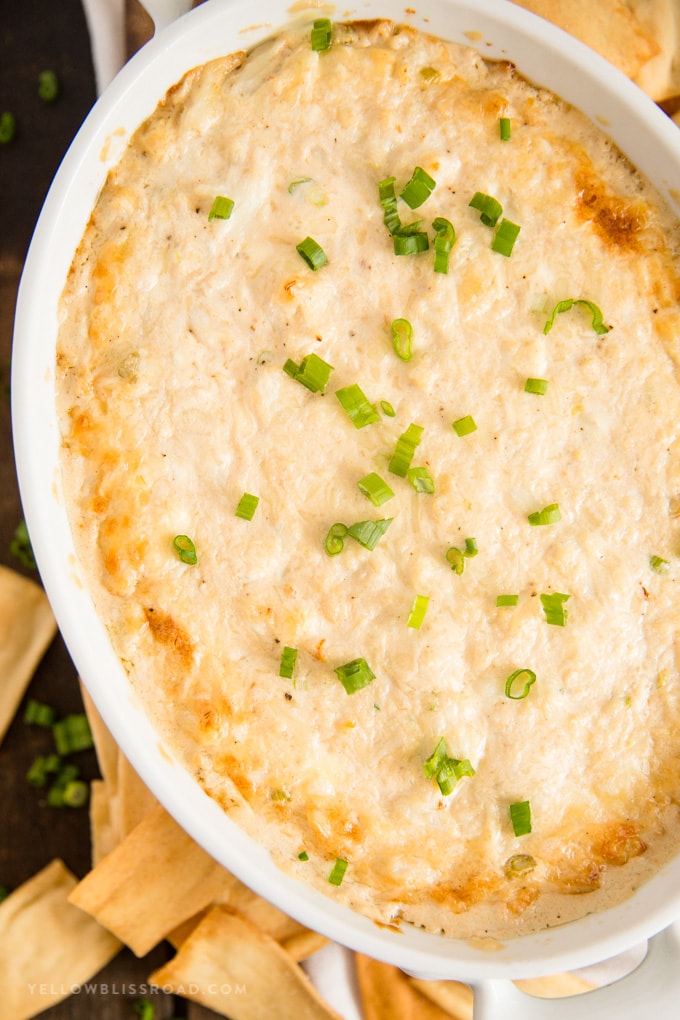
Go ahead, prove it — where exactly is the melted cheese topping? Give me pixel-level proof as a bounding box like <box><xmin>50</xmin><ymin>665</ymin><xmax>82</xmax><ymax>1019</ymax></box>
<box><xmin>56</xmin><ymin>20</ymin><xmax>680</xmax><ymax>939</ymax></box>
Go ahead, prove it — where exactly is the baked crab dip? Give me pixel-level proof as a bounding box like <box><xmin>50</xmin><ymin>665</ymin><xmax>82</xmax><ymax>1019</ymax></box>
<box><xmin>56</xmin><ymin>18</ymin><xmax>680</xmax><ymax>940</ymax></box>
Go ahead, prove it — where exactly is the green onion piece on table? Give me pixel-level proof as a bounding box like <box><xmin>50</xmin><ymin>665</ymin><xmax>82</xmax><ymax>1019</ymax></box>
<box><xmin>38</xmin><ymin>70</ymin><xmax>59</xmax><ymax>102</ymax></box>
<box><xmin>0</xmin><ymin>112</ymin><xmax>16</xmax><ymax>144</ymax></box>
<box><xmin>53</xmin><ymin>714</ymin><xmax>93</xmax><ymax>755</ymax></box>
<box><xmin>24</xmin><ymin>699</ymin><xmax>56</xmax><ymax>727</ymax></box>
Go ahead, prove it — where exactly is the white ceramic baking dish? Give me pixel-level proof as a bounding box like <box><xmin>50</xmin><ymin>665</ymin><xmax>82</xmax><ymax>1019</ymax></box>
<box><xmin>11</xmin><ymin>1</ymin><xmax>680</xmax><ymax>1015</ymax></box>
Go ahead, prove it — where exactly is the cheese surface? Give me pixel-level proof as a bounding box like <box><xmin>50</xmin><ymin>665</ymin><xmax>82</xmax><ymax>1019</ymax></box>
<box><xmin>56</xmin><ymin>20</ymin><xmax>680</xmax><ymax>939</ymax></box>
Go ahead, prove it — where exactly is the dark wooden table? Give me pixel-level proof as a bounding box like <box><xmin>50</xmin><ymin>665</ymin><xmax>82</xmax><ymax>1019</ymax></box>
<box><xmin>0</xmin><ymin>4</ymin><xmax>226</xmax><ymax>1017</ymax></box>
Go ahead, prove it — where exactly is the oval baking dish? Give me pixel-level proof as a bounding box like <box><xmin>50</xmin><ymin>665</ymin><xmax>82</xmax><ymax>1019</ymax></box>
<box><xmin>11</xmin><ymin>1</ymin><xmax>680</xmax><ymax>1015</ymax></box>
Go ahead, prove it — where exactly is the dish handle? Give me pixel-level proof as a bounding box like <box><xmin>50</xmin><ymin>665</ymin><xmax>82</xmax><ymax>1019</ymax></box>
<box><xmin>470</xmin><ymin>923</ymin><xmax>680</xmax><ymax>1019</ymax></box>
<box><xmin>138</xmin><ymin>0</ymin><xmax>194</xmax><ymax>33</ymax></box>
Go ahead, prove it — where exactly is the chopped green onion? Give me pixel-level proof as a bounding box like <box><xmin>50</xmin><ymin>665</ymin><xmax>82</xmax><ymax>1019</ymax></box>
<box><xmin>492</xmin><ymin>218</ymin><xmax>521</xmax><ymax>256</ymax></box>
<box><xmin>173</xmin><ymin>534</ymin><xmax>197</xmax><ymax>564</ymax></box>
<box><xmin>407</xmin><ymin>466</ymin><xmax>435</xmax><ymax>494</ymax></box>
<box><xmin>37</xmin><ymin>70</ymin><xmax>59</xmax><ymax>103</ymax></box>
<box><xmin>288</xmin><ymin>176</ymin><xmax>313</xmax><ymax>193</ymax></box>
<box><xmin>24</xmin><ymin>699</ymin><xmax>56</xmax><ymax>727</ymax></box>
<box><xmin>446</xmin><ymin>538</ymin><xmax>476</xmax><ymax>574</ymax></box>
<box><xmin>283</xmin><ymin>352</ymin><xmax>334</xmax><ymax>393</ymax></box>
<box><xmin>423</xmin><ymin>738</ymin><xmax>475</xmax><ymax>796</ymax></box>
<box><xmin>524</xmin><ymin>377</ymin><xmax>549</xmax><ymax>395</ymax></box>
<box><xmin>310</xmin><ymin>17</ymin><xmax>332</xmax><ymax>51</ymax></box>
<box><xmin>378</xmin><ymin>176</ymin><xmax>401</xmax><ymax>235</ymax></box>
<box><xmin>53</xmin><ymin>714</ymin><xmax>93</xmax><ymax>755</ymax></box>
<box><xmin>296</xmin><ymin>236</ymin><xmax>328</xmax><ymax>270</ymax></box>
<box><xmin>26</xmin><ymin>754</ymin><xmax>61</xmax><ymax>788</ymax></box>
<box><xmin>446</xmin><ymin>546</ymin><xmax>465</xmax><ymax>574</ymax></box>
<box><xmin>335</xmin><ymin>384</ymin><xmax>380</xmax><ymax>428</ymax></box>
<box><xmin>380</xmin><ymin>400</ymin><xmax>396</xmax><ymax>417</ymax></box>
<box><xmin>407</xmin><ymin>594</ymin><xmax>430</xmax><ymax>629</ymax></box>
<box><xmin>10</xmin><ymin>520</ymin><xmax>36</xmax><ymax>570</ymax></box>
<box><xmin>464</xmin><ymin>537</ymin><xmax>478</xmax><ymax>558</ymax></box>
<box><xmin>393</xmin><ymin>230</ymin><xmax>429</xmax><ymax>256</ymax></box>
<box><xmin>420</xmin><ymin>66</ymin><xmax>441</xmax><ymax>82</ymax></box>
<box><xmin>0</xmin><ymin>112</ymin><xmax>16</xmax><ymax>145</ymax></box>
<box><xmin>504</xmin><ymin>668</ymin><xmax>537</xmax><ymax>700</ymax></box>
<box><xmin>391</xmin><ymin>318</ymin><xmax>413</xmax><ymax>361</ymax></box>
<box><xmin>46</xmin><ymin>763</ymin><xmax>83</xmax><ymax>807</ymax></box>
<box><xmin>328</xmin><ymin>857</ymin><xmax>348</xmax><ymax>886</ymax></box>
<box><xmin>496</xmin><ymin>594</ymin><xmax>519</xmax><ymax>607</ymax></box>
<box><xmin>62</xmin><ymin>780</ymin><xmax>89</xmax><ymax>808</ymax></box>
<box><xmin>235</xmin><ymin>493</ymin><xmax>259</xmax><ymax>521</ymax></box>
<box><xmin>389</xmin><ymin>423</ymin><xmax>423</xmax><ymax>477</ymax></box>
<box><xmin>0</xmin><ymin>886</ymin><xmax>9</xmax><ymax>904</ymax></box>
<box><xmin>347</xmin><ymin>518</ymin><xmax>393</xmax><ymax>551</ymax></box>
<box><xmin>400</xmin><ymin>166</ymin><xmax>437</xmax><ymax>209</ymax></box>
<box><xmin>499</xmin><ymin>116</ymin><xmax>511</xmax><ymax>141</ymax></box>
<box><xmin>432</xmin><ymin>216</ymin><xmax>455</xmax><ymax>274</ymax></box>
<box><xmin>505</xmin><ymin>854</ymin><xmax>537</xmax><ymax>878</ymax></box>
<box><xmin>540</xmin><ymin>591</ymin><xmax>571</xmax><ymax>626</ymax></box>
<box><xmin>357</xmin><ymin>472</ymin><xmax>395</xmax><ymax>507</ymax></box>
<box><xmin>528</xmin><ymin>503</ymin><xmax>561</xmax><ymax>526</ymax></box>
<box><xmin>452</xmin><ymin>415</ymin><xmax>477</xmax><ymax>437</ymax></box>
<box><xmin>650</xmin><ymin>555</ymin><xmax>670</xmax><ymax>574</ymax></box>
<box><xmin>335</xmin><ymin>657</ymin><xmax>375</xmax><ymax>694</ymax></box>
<box><xmin>469</xmin><ymin>192</ymin><xmax>502</xmax><ymax>227</ymax></box>
<box><xmin>543</xmin><ymin>298</ymin><xmax>610</xmax><ymax>335</ymax></box>
<box><xmin>279</xmin><ymin>646</ymin><xmax>298</xmax><ymax>680</ymax></box>
<box><xmin>132</xmin><ymin>998</ymin><xmax>156</xmax><ymax>1020</ymax></box>
<box><xmin>510</xmin><ymin>800</ymin><xmax>532</xmax><ymax>836</ymax></box>
<box><xmin>208</xmin><ymin>195</ymin><xmax>234</xmax><ymax>221</ymax></box>
<box><xmin>298</xmin><ymin>850</ymin><xmax>309</xmax><ymax>861</ymax></box>
<box><xmin>324</xmin><ymin>523</ymin><xmax>348</xmax><ymax>556</ymax></box>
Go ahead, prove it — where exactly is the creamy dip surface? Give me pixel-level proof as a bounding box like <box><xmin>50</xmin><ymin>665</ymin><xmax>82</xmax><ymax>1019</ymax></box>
<box><xmin>56</xmin><ymin>19</ymin><xmax>680</xmax><ymax>939</ymax></box>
